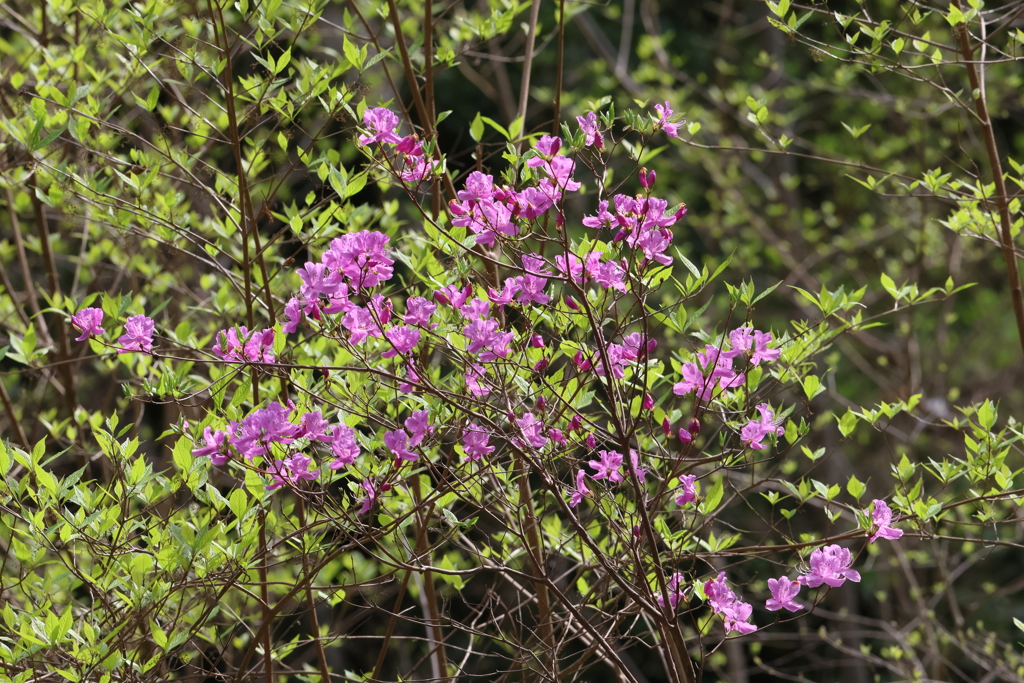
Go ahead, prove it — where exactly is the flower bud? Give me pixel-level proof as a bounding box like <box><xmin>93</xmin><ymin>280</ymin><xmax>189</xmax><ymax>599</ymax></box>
<box><xmin>536</xmin><ymin>395</ymin><xmax>547</xmax><ymax>411</ymax></box>
<box><xmin>613</xmin><ymin>229</ymin><xmax>627</xmax><ymax>242</ymax></box>
<box><xmin>678</xmin><ymin>428</ymin><xmax>693</xmax><ymax>444</ymax></box>
<box><xmin>549</xmin><ymin>429</ymin><xmax>565</xmax><ymax>444</ymax></box>
<box><xmin>448</xmin><ymin>200</ymin><xmax>467</xmax><ymax>216</ymax></box>
<box><xmin>585</xmin><ymin>433</ymin><xmax>597</xmax><ymax>448</ymax></box>
<box><xmin>688</xmin><ymin>418</ymin><xmax>701</xmax><ymax>435</ymax></box>
<box><xmin>663</xmin><ymin>417</ymin><xmax>673</xmax><ymax>437</ymax></box>
<box><xmin>380</xmin><ymin>483</ymin><xmax>392</xmax><ymax>492</ymax></box>
<box><xmin>533</xmin><ymin>357</ymin><xmax>549</xmax><ymax>372</ymax></box>
<box><xmin>531</xmin><ymin>334</ymin><xmax>545</xmax><ymax>348</ymax></box>
<box><xmin>565</xmin><ymin>296</ymin><xmax>580</xmax><ymax>312</ymax></box>
<box><xmin>556</xmin><ymin>213</ymin><xmax>565</xmax><ymax>227</ymax></box>
<box><xmin>569</xmin><ymin>414</ymin><xmax>582</xmax><ymax>432</ymax></box>
<box><xmin>642</xmin><ymin>393</ymin><xmax>654</xmax><ymax>410</ymax></box>
<box><xmin>673</xmin><ymin>203</ymin><xmax>688</xmax><ymax>221</ymax></box>
<box><xmin>632</xmin><ymin>524</ymin><xmax>643</xmax><ymax>538</ymax></box>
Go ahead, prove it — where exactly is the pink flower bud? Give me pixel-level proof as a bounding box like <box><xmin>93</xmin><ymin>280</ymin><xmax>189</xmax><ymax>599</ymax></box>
<box><xmin>380</xmin><ymin>483</ymin><xmax>392</xmax><ymax>492</ymax></box>
<box><xmin>556</xmin><ymin>213</ymin><xmax>565</xmax><ymax>227</ymax></box>
<box><xmin>639</xmin><ymin>168</ymin><xmax>649</xmax><ymax>188</ymax></box>
<box><xmin>533</xmin><ymin>357</ymin><xmax>549</xmax><ymax>372</ymax></box>
<box><xmin>613</xmin><ymin>229</ymin><xmax>627</xmax><ymax>242</ymax></box>
<box><xmin>633</xmin><ymin>524</ymin><xmax>643</xmax><ymax>538</ymax></box>
<box><xmin>569</xmin><ymin>414</ymin><xmax>582</xmax><ymax>432</ymax></box>
<box><xmin>433</xmin><ymin>290</ymin><xmax>450</xmax><ymax>305</ymax></box>
<box><xmin>662</xmin><ymin>417</ymin><xmax>673</xmax><ymax>436</ymax></box>
<box><xmin>448</xmin><ymin>200</ymin><xmax>467</xmax><ymax>216</ymax></box>
<box><xmin>550</xmin><ymin>429</ymin><xmax>565</xmax><ymax>444</ymax></box>
<box><xmin>642</xmin><ymin>394</ymin><xmax>654</xmax><ymax>410</ymax></box>
<box><xmin>673</xmin><ymin>203</ymin><xmax>688</xmax><ymax>221</ymax></box>
<box><xmin>537</xmin><ymin>395</ymin><xmax>547</xmax><ymax>411</ymax></box>
<box><xmin>688</xmin><ymin>418</ymin><xmax>701</xmax><ymax>434</ymax></box>
<box><xmin>585</xmin><ymin>434</ymin><xmax>597</xmax><ymax>448</ymax></box>
<box><xmin>647</xmin><ymin>339</ymin><xmax>658</xmax><ymax>354</ymax></box>
<box><xmin>565</xmin><ymin>296</ymin><xmax>580</xmax><ymax>312</ymax></box>
<box><xmin>678</xmin><ymin>428</ymin><xmax>692</xmax><ymax>444</ymax></box>
<box><xmin>531</xmin><ymin>334</ymin><xmax>545</xmax><ymax>348</ymax></box>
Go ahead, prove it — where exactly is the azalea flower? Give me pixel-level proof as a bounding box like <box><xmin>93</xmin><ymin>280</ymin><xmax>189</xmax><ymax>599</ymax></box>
<box><xmin>71</xmin><ymin>307</ymin><xmax>104</xmax><ymax>341</ymax></box>
<box><xmin>869</xmin><ymin>499</ymin><xmax>904</xmax><ymax>542</ymax></box>
<box><xmin>798</xmin><ymin>545</ymin><xmax>861</xmax><ymax>588</ymax></box>
<box><xmin>765</xmin><ymin>578</ymin><xmax>802</xmax><ymax>612</ymax></box>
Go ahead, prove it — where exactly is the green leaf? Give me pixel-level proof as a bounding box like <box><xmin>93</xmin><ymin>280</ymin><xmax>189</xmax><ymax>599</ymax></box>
<box><xmin>838</xmin><ymin>410</ymin><xmax>858</xmax><ymax>437</ymax></box>
<box><xmin>469</xmin><ymin>112</ymin><xmax>484</xmax><ymax>143</ymax></box>
<box><xmin>33</xmin><ymin>124</ymin><xmax>67</xmax><ymax>151</ymax></box>
<box><xmin>274</xmin><ymin>47</ymin><xmax>291</xmax><ymax>74</ymax></box>
<box><xmin>847</xmin><ymin>475</ymin><xmax>866</xmax><ymax>500</ymax></box>
<box><xmin>229</xmin><ymin>488</ymin><xmax>249</xmax><ymax>521</ymax></box>
<box><xmin>702</xmin><ymin>478</ymin><xmax>724</xmax><ymax>514</ymax></box>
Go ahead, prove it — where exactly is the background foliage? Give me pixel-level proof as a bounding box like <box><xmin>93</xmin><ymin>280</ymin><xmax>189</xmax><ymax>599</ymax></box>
<box><xmin>2</xmin><ymin>0</ymin><xmax>1024</xmax><ymax>682</ymax></box>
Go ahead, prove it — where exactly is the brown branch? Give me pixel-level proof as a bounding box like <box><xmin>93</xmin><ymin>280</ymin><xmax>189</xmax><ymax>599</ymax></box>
<box><xmin>952</xmin><ymin>0</ymin><xmax>1024</xmax><ymax>355</ymax></box>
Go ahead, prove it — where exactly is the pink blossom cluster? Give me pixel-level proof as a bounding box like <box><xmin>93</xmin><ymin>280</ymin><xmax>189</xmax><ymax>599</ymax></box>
<box><xmin>704</xmin><ymin>572</ymin><xmax>756</xmax><ymax>634</ymax></box>
<box><xmin>446</xmin><ymin>133</ymin><xmax>582</xmax><ymax>245</ymax></box>
<box><xmin>71</xmin><ymin>308</ymin><xmax>156</xmax><ymax>354</ymax></box>
<box><xmin>212</xmin><ymin>326</ymin><xmax>276</xmax><ymax>363</ymax></box>
<box><xmin>281</xmin><ymin>230</ymin><xmax>395</xmax><ymax>334</ymax></box>
<box><xmin>581</xmin><ymin>193</ymin><xmax>685</xmax><ymax>268</ymax></box>
<box><xmin>357</xmin><ymin>107</ymin><xmax>439</xmax><ymax>183</ymax></box>
<box><xmin>574</xmin><ymin>332</ymin><xmax>656</xmax><ymax>379</ymax></box>
<box><xmin>383</xmin><ymin>410</ymin><xmax>433</xmax><ymax>462</ymax></box>
<box><xmin>673</xmin><ymin>325</ymin><xmax>781</xmax><ymax>403</ymax></box>
<box><xmin>191</xmin><ymin>403</ymin><xmax>364</xmax><ymax>487</ymax></box>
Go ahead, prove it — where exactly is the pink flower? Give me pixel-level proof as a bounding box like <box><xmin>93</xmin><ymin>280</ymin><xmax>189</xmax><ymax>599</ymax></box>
<box><xmin>323</xmin><ymin>231</ymin><xmax>394</xmax><ymax>289</ymax></box>
<box><xmin>582</xmin><ymin>200</ymin><xmax>613</xmax><ymax>229</ymax></box>
<box><xmin>575</xmin><ymin>111</ymin><xmax>604</xmax><ymax>149</ymax></box>
<box><xmin>357</xmin><ymin>479</ymin><xmax>376</xmax><ymax>513</ymax></box>
<box><xmin>117</xmin><ymin>314</ymin><xmax>155</xmax><ymax>354</ymax></box>
<box><xmin>266</xmin><ymin>454</ymin><xmax>319</xmax><ymax>491</ymax></box>
<box><xmin>466</xmin><ymin>364</ymin><xmax>490</xmax><ymax>396</ymax></box>
<box><xmin>798</xmin><ymin>545</ymin><xmax>861</xmax><ymax>588</ymax></box>
<box><xmin>213</xmin><ymin>326</ymin><xmax>276</xmax><ymax>363</ymax></box>
<box><xmin>329</xmin><ymin>425</ymin><xmax>360</xmax><ymax>469</ymax></box>
<box><xmin>569</xmin><ymin>469</ymin><xmax>590</xmax><ymax>507</ymax></box>
<box><xmin>703</xmin><ymin>572</ymin><xmax>756</xmax><ymax>635</ymax></box>
<box><xmin>297</xmin><ymin>411</ymin><xmax>332</xmax><ymax>443</ymax></box>
<box><xmin>357</xmin><ymin>107</ymin><xmax>402</xmax><ymax>146</ymax></box>
<box><xmin>230</xmin><ymin>403</ymin><xmax>300</xmax><ymax>460</ymax></box>
<box><xmin>751</xmin><ymin>330</ymin><xmax>780</xmax><ymax>365</ymax></box>
<box><xmin>457</xmin><ymin>171</ymin><xmax>495</xmax><ymax>202</ymax></box>
<box><xmin>282</xmin><ymin>297</ymin><xmax>304</xmax><ymax>334</ymax></box>
<box><xmin>462</xmin><ymin>423</ymin><xmax>494</xmax><ymax>461</ymax></box>
<box><xmin>765</xmin><ymin>578</ymin><xmax>802</xmax><ymax>612</ymax></box>
<box><xmin>404</xmin><ymin>296</ymin><xmax>438</xmax><ymax>328</ymax></box>
<box><xmin>193</xmin><ymin>427</ymin><xmax>232</xmax><ymax>465</ymax></box>
<box><xmin>674</xmin><ymin>474</ymin><xmax>697</xmax><ymax>506</ymax></box>
<box><xmin>740</xmin><ymin>403</ymin><xmax>785</xmax><ymax>450</ymax></box>
<box><xmin>869</xmin><ymin>499</ymin><xmax>904</xmax><ymax>542</ymax></box>
<box><xmin>516</xmin><ymin>413</ymin><xmax>548</xmax><ymax>449</ymax></box>
<box><xmin>396</xmin><ymin>135</ymin><xmax>423</xmax><ymax>156</ymax></box>
<box><xmin>588</xmin><ymin>450</ymin><xmax>624</xmax><ymax>483</ymax></box>
<box><xmin>405</xmin><ymin>410</ymin><xmax>432</xmax><ymax>447</ymax></box>
<box><xmin>71</xmin><ymin>307</ymin><xmax>104</xmax><ymax>341</ymax></box>
<box><xmin>628</xmin><ymin>450</ymin><xmax>647</xmax><ymax>481</ymax></box>
<box><xmin>673</xmin><ymin>362</ymin><xmax>714</xmax><ymax>401</ymax></box>
<box><xmin>653</xmin><ymin>101</ymin><xmax>679</xmax><ymax>138</ymax></box>
<box><xmin>384</xmin><ymin>429</ymin><xmax>418</xmax><ymax>462</ymax></box>
<box><xmin>656</xmin><ymin>572</ymin><xmax>687</xmax><ymax>610</ymax></box>
<box><xmin>382</xmin><ymin>325</ymin><xmax>421</xmax><ymax>358</ymax></box>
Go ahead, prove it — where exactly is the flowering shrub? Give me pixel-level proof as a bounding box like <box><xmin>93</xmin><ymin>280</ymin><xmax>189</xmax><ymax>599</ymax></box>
<box><xmin>3</xmin><ymin>1</ymin><xmax>1024</xmax><ymax>682</ymax></box>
